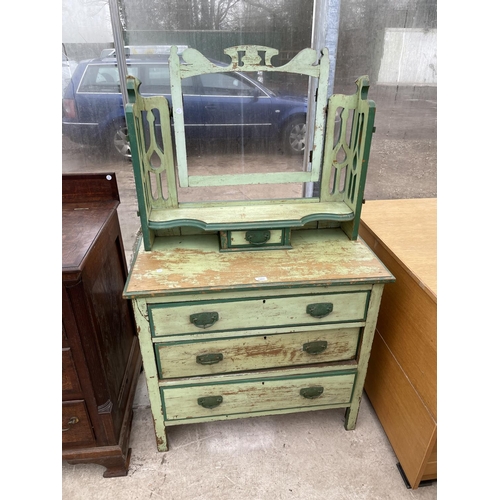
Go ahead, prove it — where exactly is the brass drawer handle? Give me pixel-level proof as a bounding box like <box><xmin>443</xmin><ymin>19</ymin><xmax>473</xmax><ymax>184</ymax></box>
<box><xmin>196</xmin><ymin>353</ymin><xmax>223</xmax><ymax>365</ymax></box>
<box><xmin>198</xmin><ymin>396</ymin><xmax>223</xmax><ymax>409</ymax></box>
<box><xmin>62</xmin><ymin>416</ymin><xmax>79</xmax><ymax>432</ymax></box>
<box><xmin>300</xmin><ymin>386</ymin><xmax>324</xmax><ymax>399</ymax></box>
<box><xmin>306</xmin><ymin>302</ymin><xmax>333</xmax><ymax>319</ymax></box>
<box><xmin>303</xmin><ymin>341</ymin><xmax>328</xmax><ymax>355</ymax></box>
<box><xmin>190</xmin><ymin>312</ymin><xmax>219</xmax><ymax>329</ymax></box>
<box><xmin>245</xmin><ymin>230</ymin><xmax>271</xmax><ymax>246</ymax></box>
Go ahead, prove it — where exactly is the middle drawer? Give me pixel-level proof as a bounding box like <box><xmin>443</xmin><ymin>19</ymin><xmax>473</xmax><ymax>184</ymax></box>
<box><xmin>155</xmin><ymin>327</ymin><xmax>360</xmax><ymax>378</ymax></box>
<box><xmin>149</xmin><ymin>291</ymin><xmax>369</xmax><ymax>337</ymax></box>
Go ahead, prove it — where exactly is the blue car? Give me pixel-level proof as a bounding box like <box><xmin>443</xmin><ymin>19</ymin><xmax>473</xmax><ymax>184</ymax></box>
<box><xmin>62</xmin><ymin>53</ymin><xmax>309</xmax><ymax>159</ymax></box>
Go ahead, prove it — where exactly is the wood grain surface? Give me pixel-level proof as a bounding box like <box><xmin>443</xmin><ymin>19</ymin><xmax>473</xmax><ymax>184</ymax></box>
<box><xmin>360</xmin><ymin>197</ymin><xmax>437</xmax><ymax>488</ymax></box>
<box><xmin>359</xmin><ymin>198</ymin><xmax>436</xmax><ymax>299</ymax></box>
<box><xmin>124</xmin><ymin>228</ymin><xmax>394</xmax><ymax>297</ymax></box>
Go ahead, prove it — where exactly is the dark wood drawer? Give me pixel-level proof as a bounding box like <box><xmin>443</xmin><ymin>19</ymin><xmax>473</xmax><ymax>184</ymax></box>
<box><xmin>62</xmin><ymin>401</ymin><xmax>95</xmax><ymax>447</ymax></box>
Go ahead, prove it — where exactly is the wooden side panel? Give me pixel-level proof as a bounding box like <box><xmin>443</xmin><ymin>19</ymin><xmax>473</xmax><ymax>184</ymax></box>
<box><xmin>364</xmin><ymin>331</ymin><xmax>436</xmax><ymax>488</ymax></box>
<box><xmin>359</xmin><ymin>199</ymin><xmax>437</xmax><ymax>488</ymax></box>
<box><xmin>62</xmin><ymin>348</ymin><xmax>82</xmax><ymax>399</ymax></box>
<box><xmin>422</xmin><ymin>440</ymin><xmax>437</xmax><ymax>481</ymax></box>
<box><xmin>162</xmin><ymin>371</ymin><xmax>356</xmax><ymax>421</ymax></box>
<box><xmin>360</xmin><ymin>228</ymin><xmax>437</xmax><ymax>419</ymax></box>
<box><xmin>156</xmin><ymin>327</ymin><xmax>359</xmax><ymax>378</ymax></box>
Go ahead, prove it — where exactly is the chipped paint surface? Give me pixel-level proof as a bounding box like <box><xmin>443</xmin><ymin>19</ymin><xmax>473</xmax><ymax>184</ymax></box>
<box><xmin>156</xmin><ymin>328</ymin><xmax>360</xmax><ymax>379</ymax></box>
<box><xmin>151</xmin><ymin>291</ymin><xmax>368</xmax><ymax>337</ymax></box>
<box><xmin>161</xmin><ymin>371</ymin><xmax>356</xmax><ymax>421</ymax></box>
<box><xmin>124</xmin><ymin>229</ymin><xmax>393</xmax><ymax>298</ymax></box>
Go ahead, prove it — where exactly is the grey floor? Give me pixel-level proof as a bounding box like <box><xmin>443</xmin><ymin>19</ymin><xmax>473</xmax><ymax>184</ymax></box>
<box><xmin>62</xmin><ymin>86</ymin><xmax>438</xmax><ymax>498</ymax></box>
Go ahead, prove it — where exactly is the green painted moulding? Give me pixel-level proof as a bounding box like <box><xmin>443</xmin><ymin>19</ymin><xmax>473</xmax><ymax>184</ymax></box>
<box><xmin>147</xmin><ymin>212</ymin><xmax>355</xmax><ymax>232</ymax></box>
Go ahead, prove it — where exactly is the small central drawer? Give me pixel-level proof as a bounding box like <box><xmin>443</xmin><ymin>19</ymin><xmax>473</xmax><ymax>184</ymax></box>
<box><xmin>150</xmin><ymin>291</ymin><xmax>369</xmax><ymax>337</ymax></box>
<box><xmin>219</xmin><ymin>228</ymin><xmax>292</xmax><ymax>251</ymax></box>
<box><xmin>161</xmin><ymin>370</ymin><xmax>356</xmax><ymax>421</ymax></box>
<box><xmin>155</xmin><ymin>327</ymin><xmax>359</xmax><ymax>378</ymax></box>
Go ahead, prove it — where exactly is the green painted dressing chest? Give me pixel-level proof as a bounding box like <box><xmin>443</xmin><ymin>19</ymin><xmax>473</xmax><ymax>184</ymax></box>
<box><xmin>123</xmin><ymin>45</ymin><xmax>394</xmax><ymax>451</ymax></box>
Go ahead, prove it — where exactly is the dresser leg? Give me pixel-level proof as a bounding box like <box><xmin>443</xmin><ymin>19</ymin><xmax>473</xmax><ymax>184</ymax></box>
<box><xmin>133</xmin><ymin>299</ymin><xmax>169</xmax><ymax>452</ymax></box>
<box><xmin>345</xmin><ymin>284</ymin><xmax>384</xmax><ymax>431</ymax></box>
<box><xmin>154</xmin><ymin>424</ymin><xmax>169</xmax><ymax>452</ymax></box>
<box><xmin>344</xmin><ymin>401</ymin><xmax>360</xmax><ymax>430</ymax></box>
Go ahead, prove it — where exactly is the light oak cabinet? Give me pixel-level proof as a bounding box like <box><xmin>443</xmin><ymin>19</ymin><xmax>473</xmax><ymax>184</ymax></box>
<box><xmin>359</xmin><ymin>198</ymin><xmax>437</xmax><ymax>489</ymax></box>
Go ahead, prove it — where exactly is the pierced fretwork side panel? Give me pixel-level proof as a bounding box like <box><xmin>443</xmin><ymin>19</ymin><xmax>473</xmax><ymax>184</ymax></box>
<box><xmin>125</xmin><ymin>76</ymin><xmax>179</xmax><ymax>249</ymax></box>
<box><xmin>169</xmin><ymin>45</ymin><xmax>329</xmax><ymax>188</ymax></box>
<box><xmin>320</xmin><ymin>76</ymin><xmax>375</xmax><ymax>239</ymax></box>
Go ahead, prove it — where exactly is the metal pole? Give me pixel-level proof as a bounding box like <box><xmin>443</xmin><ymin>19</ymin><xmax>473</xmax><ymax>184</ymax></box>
<box><xmin>109</xmin><ymin>0</ymin><xmax>128</xmax><ymax>106</ymax></box>
<box><xmin>303</xmin><ymin>0</ymin><xmax>340</xmax><ymax>198</ymax></box>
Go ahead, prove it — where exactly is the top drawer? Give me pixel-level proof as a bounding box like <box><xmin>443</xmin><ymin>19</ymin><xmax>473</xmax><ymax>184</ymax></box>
<box><xmin>149</xmin><ymin>291</ymin><xmax>369</xmax><ymax>337</ymax></box>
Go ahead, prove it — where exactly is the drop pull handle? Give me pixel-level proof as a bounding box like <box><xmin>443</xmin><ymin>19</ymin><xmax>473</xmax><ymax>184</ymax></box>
<box><xmin>196</xmin><ymin>353</ymin><xmax>223</xmax><ymax>365</ymax></box>
<box><xmin>190</xmin><ymin>312</ymin><xmax>219</xmax><ymax>329</ymax></box>
<box><xmin>300</xmin><ymin>386</ymin><xmax>324</xmax><ymax>399</ymax></box>
<box><xmin>303</xmin><ymin>341</ymin><xmax>328</xmax><ymax>355</ymax></box>
<box><xmin>306</xmin><ymin>302</ymin><xmax>333</xmax><ymax>319</ymax></box>
<box><xmin>62</xmin><ymin>416</ymin><xmax>79</xmax><ymax>432</ymax></box>
<box><xmin>198</xmin><ymin>396</ymin><xmax>223</xmax><ymax>409</ymax></box>
<box><xmin>245</xmin><ymin>230</ymin><xmax>271</xmax><ymax>246</ymax></box>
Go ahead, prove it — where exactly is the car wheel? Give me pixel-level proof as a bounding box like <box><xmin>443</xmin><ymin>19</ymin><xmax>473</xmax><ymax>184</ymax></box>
<box><xmin>283</xmin><ymin>118</ymin><xmax>307</xmax><ymax>155</ymax></box>
<box><xmin>108</xmin><ymin>122</ymin><xmax>131</xmax><ymax>160</ymax></box>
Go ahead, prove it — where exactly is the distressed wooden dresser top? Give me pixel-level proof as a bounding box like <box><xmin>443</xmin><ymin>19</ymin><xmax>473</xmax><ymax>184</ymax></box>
<box><xmin>124</xmin><ymin>228</ymin><xmax>394</xmax><ymax>298</ymax></box>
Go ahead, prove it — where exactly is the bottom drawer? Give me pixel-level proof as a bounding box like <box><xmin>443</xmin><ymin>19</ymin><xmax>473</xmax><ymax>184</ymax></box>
<box><xmin>62</xmin><ymin>401</ymin><xmax>95</xmax><ymax>447</ymax></box>
<box><xmin>161</xmin><ymin>370</ymin><xmax>356</xmax><ymax>422</ymax></box>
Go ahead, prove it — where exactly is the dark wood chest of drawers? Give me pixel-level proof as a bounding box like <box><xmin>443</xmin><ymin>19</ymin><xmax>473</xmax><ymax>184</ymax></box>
<box><xmin>62</xmin><ymin>173</ymin><xmax>142</xmax><ymax>477</ymax></box>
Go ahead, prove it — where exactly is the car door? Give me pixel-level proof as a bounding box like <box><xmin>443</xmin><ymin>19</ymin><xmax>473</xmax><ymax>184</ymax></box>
<box><xmin>73</xmin><ymin>62</ymin><xmax>125</xmax><ymax>140</ymax></box>
<box><xmin>197</xmin><ymin>72</ymin><xmax>275</xmax><ymax>142</ymax></box>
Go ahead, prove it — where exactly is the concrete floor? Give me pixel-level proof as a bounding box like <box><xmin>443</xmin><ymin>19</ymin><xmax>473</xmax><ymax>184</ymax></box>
<box><xmin>62</xmin><ymin>375</ymin><xmax>437</xmax><ymax>499</ymax></box>
<box><xmin>62</xmin><ymin>86</ymin><xmax>437</xmax><ymax>498</ymax></box>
